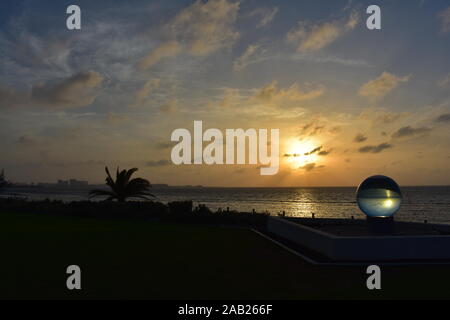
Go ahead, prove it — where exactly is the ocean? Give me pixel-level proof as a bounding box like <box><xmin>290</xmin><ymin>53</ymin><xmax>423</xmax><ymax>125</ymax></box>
<box><xmin>2</xmin><ymin>186</ymin><xmax>450</xmax><ymax>224</ymax></box>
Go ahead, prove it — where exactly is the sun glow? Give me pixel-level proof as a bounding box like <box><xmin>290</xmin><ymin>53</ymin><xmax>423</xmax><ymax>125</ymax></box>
<box><xmin>284</xmin><ymin>139</ymin><xmax>321</xmax><ymax>169</ymax></box>
<box><xmin>383</xmin><ymin>199</ymin><xmax>394</xmax><ymax>208</ymax></box>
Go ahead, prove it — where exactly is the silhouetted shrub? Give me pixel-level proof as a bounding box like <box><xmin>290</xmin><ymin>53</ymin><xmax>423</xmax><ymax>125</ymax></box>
<box><xmin>0</xmin><ymin>198</ymin><xmax>267</xmax><ymax>227</ymax></box>
<box><xmin>168</xmin><ymin>201</ymin><xmax>193</xmax><ymax>215</ymax></box>
<box><xmin>193</xmin><ymin>204</ymin><xmax>212</xmax><ymax>215</ymax></box>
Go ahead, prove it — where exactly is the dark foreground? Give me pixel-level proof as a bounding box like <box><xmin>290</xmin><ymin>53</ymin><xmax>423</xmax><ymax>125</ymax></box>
<box><xmin>1</xmin><ymin>211</ymin><xmax>450</xmax><ymax>299</ymax></box>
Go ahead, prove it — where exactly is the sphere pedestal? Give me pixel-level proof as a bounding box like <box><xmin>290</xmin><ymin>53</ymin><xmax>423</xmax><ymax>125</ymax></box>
<box><xmin>366</xmin><ymin>216</ymin><xmax>395</xmax><ymax>235</ymax></box>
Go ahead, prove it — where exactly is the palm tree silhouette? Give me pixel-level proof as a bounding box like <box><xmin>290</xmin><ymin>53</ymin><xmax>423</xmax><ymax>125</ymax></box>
<box><xmin>89</xmin><ymin>166</ymin><xmax>154</xmax><ymax>202</ymax></box>
<box><xmin>0</xmin><ymin>169</ymin><xmax>10</xmax><ymax>190</ymax></box>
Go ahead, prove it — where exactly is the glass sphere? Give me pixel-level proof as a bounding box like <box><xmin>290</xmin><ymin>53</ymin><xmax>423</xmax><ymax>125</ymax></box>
<box><xmin>356</xmin><ymin>175</ymin><xmax>402</xmax><ymax>218</ymax></box>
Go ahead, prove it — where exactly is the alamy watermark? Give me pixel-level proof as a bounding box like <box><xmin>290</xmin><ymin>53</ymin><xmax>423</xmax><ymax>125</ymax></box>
<box><xmin>170</xmin><ymin>121</ymin><xmax>279</xmax><ymax>175</ymax></box>
<box><xmin>65</xmin><ymin>4</ymin><xmax>381</xmax><ymax>31</ymax></box>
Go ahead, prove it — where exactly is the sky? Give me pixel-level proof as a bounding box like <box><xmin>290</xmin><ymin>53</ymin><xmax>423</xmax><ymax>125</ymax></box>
<box><xmin>0</xmin><ymin>0</ymin><xmax>449</xmax><ymax>187</ymax></box>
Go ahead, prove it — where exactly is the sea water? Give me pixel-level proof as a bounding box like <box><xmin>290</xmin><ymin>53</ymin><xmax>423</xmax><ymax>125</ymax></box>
<box><xmin>2</xmin><ymin>186</ymin><xmax>450</xmax><ymax>224</ymax></box>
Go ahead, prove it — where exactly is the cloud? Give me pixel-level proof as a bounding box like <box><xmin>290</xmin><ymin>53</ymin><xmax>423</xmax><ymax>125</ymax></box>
<box><xmin>286</xmin><ymin>146</ymin><xmax>331</xmax><ymax>157</ymax></box>
<box><xmin>438</xmin><ymin>6</ymin><xmax>450</xmax><ymax>33</ymax></box>
<box><xmin>299</xmin><ymin>162</ymin><xmax>325</xmax><ymax>171</ymax></box>
<box><xmin>328</xmin><ymin>126</ymin><xmax>341</xmax><ymax>134</ymax></box>
<box><xmin>286</xmin><ymin>10</ymin><xmax>359</xmax><ymax>52</ymax></box>
<box><xmin>373</xmin><ymin>112</ymin><xmax>407</xmax><ymax>125</ymax></box>
<box><xmin>131</xmin><ymin>78</ymin><xmax>161</xmax><ymax>107</ymax></box>
<box><xmin>298</xmin><ymin>120</ymin><xmax>326</xmax><ymax>137</ymax></box>
<box><xmin>346</xmin><ymin>9</ymin><xmax>359</xmax><ymax>30</ymax></box>
<box><xmin>249</xmin><ymin>7</ymin><xmax>279</xmax><ymax>28</ymax></box>
<box><xmin>37</xmin><ymin>125</ymin><xmax>86</xmax><ymax>143</ymax></box>
<box><xmin>302</xmin><ymin>146</ymin><xmax>331</xmax><ymax>156</ymax></box>
<box><xmin>31</xmin><ymin>71</ymin><xmax>103</xmax><ymax>108</ymax></box>
<box><xmin>359</xmin><ymin>109</ymin><xmax>410</xmax><ymax>126</ymax></box>
<box><xmin>359</xmin><ymin>72</ymin><xmax>410</xmax><ymax>101</ymax></box>
<box><xmin>304</xmin><ymin>146</ymin><xmax>322</xmax><ymax>155</ymax></box>
<box><xmin>354</xmin><ymin>133</ymin><xmax>367</xmax><ymax>143</ymax></box>
<box><xmin>391</xmin><ymin>126</ymin><xmax>432</xmax><ymax>139</ymax></box>
<box><xmin>169</xmin><ymin>0</ymin><xmax>240</xmax><ymax>56</ymax></box>
<box><xmin>437</xmin><ymin>73</ymin><xmax>450</xmax><ymax>88</ymax></box>
<box><xmin>287</xmin><ymin>22</ymin><xmax>340</xmax><ymax>52</ymax></box>
<box><xmin>0</xmin><ymin>29</ymin><xmax>72</xmax><ymax>73</ymax></box>
<box><xmin>105</xmin><ymin>112</ymin><xmax>129</xmax><ymax>126</ymax></box>
<box><xmin>253</xmin><ymin>81</ymin><xmax>324</xmax><ymax>106</ymax></box>
<box><xmin>358</xmin><ymin>143</ymin><xmax>392</xmax><ymax>153</ymax></box>
<box><xmin>435</xmin><ymin>113</ymin><xmax>450</xmax><ymax>123</ymax></box>
<box><xmin>138</xmin><ymin>41</ymin><xmax>182</xmax><ymax>69</ymax></box>
<box><xmin>217</xmin><ymin>88</ymin><xmax>239</xmax><ymax>108</ymax></box>
<box><xmin>0</xmin><ymin>87</ymin><xmax>27</xmax><ymax>108</ymax></box>
<box><xmin>159</xmin><ymin>98</ymin><xmax>178</xmax><ymax>114</ymax></box>
<box><xmin>318</xmin><ymin>150</ymin><xmax>331</xmax><ymax>156</ymax></box>
<box><xmin>154</xmin><ymin>142</ymin><xmax>174</xmax><ymax>150</ymax></box>
<box><xmin>17</xmin><ymin>135</ymin><xmax>38</xmax><ymax>146</ymax></box>
<box><xmin>145</xmin><ymin>160</ymin><xmax>171</xmax><ymax>167</ymax></box>
<box><xmin>208</xmin><ymin>81</ymin><xmax>323</xmax><ymax>112</ymax></box>
<box><xmin>0</xmin><ymin>71</ymin><xmax>103</xmax><ymax>109</ymax></box>
<box><xmin>233</xmin><ymin>44</ymin><xmax>265</xmax><ymax>72</ymax></box>
<box><xmin>138</xmin><ymin>0</ymin><xmax>239</xmax><ymax>69</ymax></box>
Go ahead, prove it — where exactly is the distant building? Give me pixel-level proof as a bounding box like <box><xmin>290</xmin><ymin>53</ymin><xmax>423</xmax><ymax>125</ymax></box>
<box><xmin>152</xmin><ymin>184</ymin><xmax>169</xmax><ymax>188</ymax></box>
<box><xmin>69</xmin><ymin>179</ymin><xmax>88</xmax><ymax>189</ymax></box>
<box><xmin>37</xmin><ymin>183</ymin><xmax>54</xmax><ymax>188</ymax></box>
<box><xmin>57</xmin><ymin>180</ymin><xmax>69</xmax><ymax>188</ymax></box>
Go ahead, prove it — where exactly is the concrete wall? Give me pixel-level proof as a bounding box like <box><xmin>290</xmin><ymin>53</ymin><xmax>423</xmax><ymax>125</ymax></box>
<box><xmin>267</xmin><ymin>216</ymin><xmax>450</xmax><ymax>261</ymax></box>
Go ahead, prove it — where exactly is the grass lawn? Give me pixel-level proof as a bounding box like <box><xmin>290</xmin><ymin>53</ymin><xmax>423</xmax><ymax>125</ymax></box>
<box><xmin>1</xmin><ymin>211</ymin><xmax>450</xmax><ymax>299</ymax></box>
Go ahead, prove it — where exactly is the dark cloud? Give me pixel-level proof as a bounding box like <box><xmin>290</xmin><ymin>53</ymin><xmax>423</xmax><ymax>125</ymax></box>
<box><xmin>354</xmin><ymin>133</ymin><xmax>367</xmax><ymax>143</ymax></box>
<box><xmin>298</xmin><ymin>121</ymin><xmax>325</xmax><ymax>137</ymax></box>
<box><xmin>391</xmin><ymin>126</ymin><xmax>432</xmax><ymax>139</ymax></box>
<box><xmin>145</xmin><ymin>160</ymin><xmax>171</xmax><ymax>167</ymax></box>
<box><xmin>358</xmin><ymin>143</ymin><xmax>392</xmax><ymax>153</ymax></box>
<box><xmin>155</xmin><ymin>142</ymin><xmax>174</xmax><ymax>150</ymax></box>
<box><xmin>435</xmin><ymin>113</ymin><xmax>450</xmax><ymax>123</ymax></box>
<box><xmin>0</xmin><ymin>71</ymin><xmax>103</xmax><ymax>109</ymax></box>
<box><xmin>31</xmin><ymin>71</ymin><xmax>103</xmax><ymax>109</ymax></box>
<box><xmin>374</xmin><ymin>113</ymin><xmax>405</xmax><ymax>125</ymax></box>
<box><xmin>285</xmin><ymin>146</ymin><xmax>330</xmax><ymax>157</ymax></box>
<box><xmin>328</xmin><ymin>126</ymin><xmax>341</xmax><ymax>134</ymax></box>
<box><xmin>299</xmin><ymin>162</ymin><xmax>325</xmax><ymax>171</ymax></box>
<box><xmin>304</xmin><ymin>146</ymin><xmax>322</xmax><ymax>155</ymax></box>
<box><xmin>318</xmin><ymin>149</ymin><xmax>331</xmax><ymax>156</ymax></box>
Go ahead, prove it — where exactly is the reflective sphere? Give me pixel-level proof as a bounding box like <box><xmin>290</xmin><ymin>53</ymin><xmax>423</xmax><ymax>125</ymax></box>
<box><xmin>356</xmin><ymin>175</ymin><xmax>402</xmax><ymax>217</ymax></box>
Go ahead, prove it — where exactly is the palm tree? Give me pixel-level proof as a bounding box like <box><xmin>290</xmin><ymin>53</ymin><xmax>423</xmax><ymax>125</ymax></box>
<box><xmin>0</xmin><ymin>169</ymin><xmax>10</xmax><ymax>190</ymax></box>
<box><xmin>89</xmin><ymin>166</ymin><xmax>154</xmax><ymax>202</ymax></box>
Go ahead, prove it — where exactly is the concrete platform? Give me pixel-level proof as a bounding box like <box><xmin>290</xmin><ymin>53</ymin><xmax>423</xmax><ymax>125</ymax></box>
<box><xmin>267</xmin><ymin>216</ymin><xmax>450</xmax><ymax>261</ymax></box>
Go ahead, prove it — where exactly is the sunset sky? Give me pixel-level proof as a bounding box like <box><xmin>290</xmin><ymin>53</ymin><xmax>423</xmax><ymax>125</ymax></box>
<box><xmin>0</xmin><ymin>0</ymin><xmax>449</xmax><ymax>187</ymax></box>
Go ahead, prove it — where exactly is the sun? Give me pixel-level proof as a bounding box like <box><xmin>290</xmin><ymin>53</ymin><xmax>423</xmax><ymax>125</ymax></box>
<box><xmin>284</xmin><ymin>138</ymin><xmax>320</xmax><ymax>169</ymax></box>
